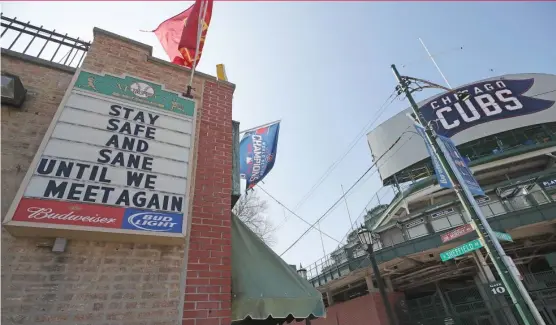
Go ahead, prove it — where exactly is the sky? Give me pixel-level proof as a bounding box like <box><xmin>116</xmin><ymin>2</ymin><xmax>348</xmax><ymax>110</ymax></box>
<box><xmin>2</xmin><ymin>1</ymin><xmax>556</xmax><ymax>273</ymax></box>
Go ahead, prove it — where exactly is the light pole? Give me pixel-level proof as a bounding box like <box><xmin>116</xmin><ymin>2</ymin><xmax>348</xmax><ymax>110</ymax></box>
<box><xmin>297</xmin><ymin>264</ymin><xmax>308</xmax><ymax>280</ymax></box>
<box><xmin>357</xmin><ymin>226</ymin><xmax>397</xmax><ymax>325</ymax></box>
<box><xmin>390</xmin><ymin>64</ymin><xmax>544</xmax><ymax>325</ymax></box>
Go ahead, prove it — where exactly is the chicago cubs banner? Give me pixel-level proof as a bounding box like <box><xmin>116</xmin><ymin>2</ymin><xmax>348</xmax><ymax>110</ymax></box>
<box><xmin>239</xmin><ymin>122</ymin><xmax>280</xmax><ymax>190</ymax></box>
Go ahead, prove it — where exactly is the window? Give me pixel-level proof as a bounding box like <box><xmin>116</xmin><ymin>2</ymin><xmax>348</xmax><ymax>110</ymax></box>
<box><xmin>429</xmin><ymin>208</ymin><xmax>464</xmax><ymax>232</ymax></box>
<box><xmin>405</xmin><ymin>218</ymin><xmax>429</xmax><ymax>239</ymax></box>
<box><xmin>507</xmin><ymin>195</ymin><xmax>531</xmax><ymax>210</ymax></box>
<box><xmin>488</xmin><ymin>201</ymin><xmax>506</xmax><ymax>216</ymax></box>
<box><xmin>529</xmin><ymin>185</ymin><xmax>549</xmax><ymax>205</ymax></box>
<box><xmin>380</xmin><ymin>228</ymin><xmax>405</xmax><ymax>247</ymax></box>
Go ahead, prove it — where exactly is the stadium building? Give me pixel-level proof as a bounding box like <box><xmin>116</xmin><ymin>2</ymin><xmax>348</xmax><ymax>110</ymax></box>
<box><xmin>308</xmin><ymin>73</ymin><xmax>556</xmax><ymax>325</ymax></box>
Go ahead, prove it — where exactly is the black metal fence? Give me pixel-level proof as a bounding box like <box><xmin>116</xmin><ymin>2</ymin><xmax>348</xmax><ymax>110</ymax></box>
<box><xmin>395</xmin><ymin>271</ymin><xmax>556</xmax><ymax>325</ymax></box>
<box><xmin>1</xmin><ymin>14</ymin><xmax>90</xmax><ymax>68</ymax></box>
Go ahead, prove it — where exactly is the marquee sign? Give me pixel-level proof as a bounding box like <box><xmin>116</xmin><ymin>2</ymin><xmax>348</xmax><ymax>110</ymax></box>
<box><xmin>3</xmin><ymin>70</ymin><xmax>196</xmax><ymax>243</ymax></box>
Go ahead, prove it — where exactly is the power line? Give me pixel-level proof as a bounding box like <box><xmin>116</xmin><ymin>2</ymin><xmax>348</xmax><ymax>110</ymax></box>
<box><xmin>279</xmin><ymin>132</ymin><xmax>407</xmax><ymax>257</ymax></box>
<box><xmin>292</xmin><ymin>90</ymin><xmax>399</xmax><ymax>211</ymax></box>
<box><xmin>273</xmin><ymin>90</ymin><xmax>399</xmax><ymax>231</ymax></box>
<box><xmin>334</xmin><ymin>134</ymin><xmax>414</xmax><ymax>244</ymax></box>
<box><xmin>302</xmin><ymin>133</ymin><xmax>414</xmax><ymax>268</ymax></box>
<box><xmin>257</xmin><ymin>185</ymin><xmax>342</xmax><ymax>245</ymax></box>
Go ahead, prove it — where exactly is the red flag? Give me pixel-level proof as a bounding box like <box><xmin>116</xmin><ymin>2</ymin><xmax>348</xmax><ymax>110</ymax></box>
<box><xmin>153</xmin><ymin>0</ymin><xmax>213</xmax><ymax>68</ymax></box>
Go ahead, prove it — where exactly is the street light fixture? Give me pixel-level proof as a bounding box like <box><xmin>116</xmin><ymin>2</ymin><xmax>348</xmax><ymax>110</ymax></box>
<box><xmin>297</xmin><ymin>264</ymin><xmax>307</xmax><ymax>280</ymax></box>
<box><xmin>357</xmin><ymin>226</ymin><xmax>396</xmax><ymax>325</ymax></box>
<box><xmin>1</xmin><ymin>73</ymin><xmax>27</xmax><ymax>108</ymax></box>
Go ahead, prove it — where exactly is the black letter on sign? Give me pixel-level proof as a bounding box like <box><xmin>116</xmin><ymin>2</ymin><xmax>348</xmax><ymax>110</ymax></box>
<box><xmin>126</xmin><ymin>171</ymin><xmax>145</xmax><ymax>187</ymax></box>
<box><xmin>142</xmin><ymin>157</ymin><xmax>153</xmax><ymax>171</ymax></box>
<box><xmin>136</xmin><ymin>139</ymin><xmax>149</xmax><ymax>153</ymax></box>
<box><xmin>44</xmin><ymin>180</ymin><xmax>68</xmax><ymax>198</ymax></box>
<box><xmin>106</xmin><ymin>119</ymin><xmax>120</xmax><ymax>131</ymax></box>
<box><xmin>37</xmin><ymin>158</ymin><xmax>56</xmax><ymax>175</ymax></box>
<box><xmin>145</xmin><ymin>127</ymin><xmax>156</xmax><ymax>139</ymax></box>
<box><xmin>110</xmin><ymin>105</ymin><xmax>121</xmax><ymax>117</ymax></box>
<box><xmin>83</xmin><ymin>185</ymin><xmax>99</xmax><ymax>202</ymax></box>
<box><xmin>67</xmin><ymin>183</ymin><xmax>85</xmax><ymax>200</ymax></box>
<box><xmin>105</xmin><ymin>134</ymin><xmax>120</xmax><ymax>149</ymax></box>
<box><xmin>97</xmin><ymin>149</ymin><xmax>111</xmax><ymax>164</ymax></box>
<box><xmin>171</xmin><ymin>196</ymin><xmax>183</xmax><ymax>213</ymax></box>
<box><xmin>55</xmin><ymin>161</ymin><xmax>74</xmax><ymax>178</ymax></box>
<box><xmin>145</xmin><ymin>174</ymin><xmax>157</xmax><ymax>190</ymax></box>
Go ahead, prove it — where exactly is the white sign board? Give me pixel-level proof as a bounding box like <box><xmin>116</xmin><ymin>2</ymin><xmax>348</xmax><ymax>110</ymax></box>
<box><xmin>3</xmin><ymin>70</ymin><xmax>197</xmax><ymax>241</ymax></box>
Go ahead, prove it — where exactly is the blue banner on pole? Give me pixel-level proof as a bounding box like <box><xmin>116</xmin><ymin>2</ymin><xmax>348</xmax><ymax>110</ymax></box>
<box><xmin>414</xmin><ymin>124</ymin><xmax>452</xmax><ymax>189</ymax></box>
<box><xmin>239</xmin><ymin>122</ymin><xmax>280</xmax><ymax>190</ymax></box>
<box><xmin>437</xmin><ymin>135</ymin><xmax>485</xmax><ymax>197</ymax></box>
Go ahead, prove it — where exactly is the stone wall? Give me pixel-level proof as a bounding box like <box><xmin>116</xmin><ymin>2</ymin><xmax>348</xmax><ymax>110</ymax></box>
<box><xmin>1</xmin><ymin>27</ymin><xmax>234</xmax><ymax>325</ymax></box>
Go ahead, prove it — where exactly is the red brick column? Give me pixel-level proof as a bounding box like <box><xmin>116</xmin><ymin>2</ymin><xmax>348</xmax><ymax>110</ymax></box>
<box><xmin>183</xmin><ymin>80</ymin><xmax>234</xmax><ymax>325</ymax></box>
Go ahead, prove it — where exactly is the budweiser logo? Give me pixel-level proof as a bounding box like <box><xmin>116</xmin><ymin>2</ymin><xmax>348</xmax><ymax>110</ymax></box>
<box><xmin>26</xmin><ymin>207</ymin><xmax>117</xmax><ymax>224</ymax></box>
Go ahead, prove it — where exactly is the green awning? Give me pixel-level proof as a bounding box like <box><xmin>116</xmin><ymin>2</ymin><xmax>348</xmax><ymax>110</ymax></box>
<box><xmin>231</xmin><ymin>213</ymin><xmax>326</xmax><ymax>322</ymax></box>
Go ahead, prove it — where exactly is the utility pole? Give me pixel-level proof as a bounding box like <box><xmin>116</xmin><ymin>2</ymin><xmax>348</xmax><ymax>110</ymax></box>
<box><xmin>390</xmin><ymin>64</ymin><xmax>544</xmax><ymax>325</ymax></box>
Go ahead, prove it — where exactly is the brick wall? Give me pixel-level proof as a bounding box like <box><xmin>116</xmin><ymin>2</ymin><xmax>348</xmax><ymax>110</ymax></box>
<box><xmin>311</xmin><ymin>292</ymin><xmax>404</xmax><ymax>325</ymax></box>
<box><xmin>1</xmin><ymin>27</ymin><xmax>234</xmax><ymax>325</ymax></box>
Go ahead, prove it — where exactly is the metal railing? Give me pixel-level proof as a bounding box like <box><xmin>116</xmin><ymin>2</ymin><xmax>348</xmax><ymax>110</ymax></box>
<box><xmin>304</xmin><ymin>186</ymin><xmax>397</xmax><ymax>284</ymax></box>
<box><xmin>1</xmin><ymin>14</ymin><xmax>90</xmax><ymax>68</ymax></box>
<box><xmin>396</xmin><ymin>270</ymin><xmax>556</xmax><ymax>325</ymax></box>
<box><xmin>307</xmin><ymin>186</ymin><xmax>552</xmax><ymax>287</ymax></box>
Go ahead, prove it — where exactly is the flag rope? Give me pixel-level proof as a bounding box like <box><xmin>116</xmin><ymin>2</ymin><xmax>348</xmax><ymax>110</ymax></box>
<box><xmin>185</xmin><ymin>0</ymin><xmax>209</xmax><ymax>98</ymax></box>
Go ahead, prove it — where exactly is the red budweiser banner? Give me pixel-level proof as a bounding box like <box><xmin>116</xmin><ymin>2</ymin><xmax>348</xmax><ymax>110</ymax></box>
<box><xmin>13</xmin><ymin>198</ymin><xmax>124</xmax><ymax>229</ymax></box>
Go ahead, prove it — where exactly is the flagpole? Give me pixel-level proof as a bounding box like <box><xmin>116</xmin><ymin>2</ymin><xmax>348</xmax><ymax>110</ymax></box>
<box><xmin>185</xmin><ymin>0</ymin><xmax>209</xmax><ymax>98</ymax></box>
<box><xmin>239</xmin><ymin>119</ymin><xmax>281</xmax><ymax>134</ymax></box>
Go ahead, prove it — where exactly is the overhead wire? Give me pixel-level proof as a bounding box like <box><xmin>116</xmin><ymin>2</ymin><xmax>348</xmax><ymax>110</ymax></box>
<box><xmin>291</xmin><ymin>90</ymin><xmax>399</xmax><ymax>212</ymax></box>
<box><xmin>302</xmin><ymin>132</ymin><xmax>415</xmax><ymax>267</ymax></box>
<box><xmin>279</xmin><ymin>131</ymin><xmax>408</xmax><ymax>257</ymax></box>
<box><xmin>257</xmin><ymin>185</ymin><xmax>342</xmax><ymax>245</ymax></box>
<box><xmin>332</xmin><ymin>132</ymin><xmax>415</xmax><ymax>244</ymax></box>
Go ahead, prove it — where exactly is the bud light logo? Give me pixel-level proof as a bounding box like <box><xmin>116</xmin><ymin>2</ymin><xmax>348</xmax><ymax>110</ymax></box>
<box><xmin>420</xmin><ymin>78</ymin><xmax>555</xmax><ymax>137</ymax></box>
<box><xmin>121</xmin><ymin>208</ymin><xmax>183</xmax><ymax>233</ymax></box>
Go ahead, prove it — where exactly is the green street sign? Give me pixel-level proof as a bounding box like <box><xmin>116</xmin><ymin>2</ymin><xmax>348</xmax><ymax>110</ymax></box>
<box><xmin>440</xmin><ymin>239</ymin><xmax>483</xmax><ymax>262</ymax></box>
<box><xmin>493</xmin><ymin>231</ymin><xmax>513</xmax><ymax>242</ymax></box>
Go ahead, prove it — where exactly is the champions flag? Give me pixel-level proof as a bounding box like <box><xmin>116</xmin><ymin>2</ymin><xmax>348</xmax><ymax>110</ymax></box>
<box><xmin>152</xmin><ymin>0</ymin><xmax>213</xmax><ymax>68</ymax></box>
<box><xmin>239</xmin><ymin>122</ymin><xmax>281</xmax><ymax>190</ymax></box>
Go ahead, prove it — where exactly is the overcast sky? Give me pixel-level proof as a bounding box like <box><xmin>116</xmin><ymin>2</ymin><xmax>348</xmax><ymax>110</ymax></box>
<box><xmin>3</xmin><ymin>1</ymin><xmax>556</xmax><ymax>272</ymax></box>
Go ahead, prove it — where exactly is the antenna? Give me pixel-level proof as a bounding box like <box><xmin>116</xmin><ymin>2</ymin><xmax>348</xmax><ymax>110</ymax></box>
<box><xmin>419</xmin><ymin>37</ymin><xmax>453</xmax><ymax>89</ymax></box>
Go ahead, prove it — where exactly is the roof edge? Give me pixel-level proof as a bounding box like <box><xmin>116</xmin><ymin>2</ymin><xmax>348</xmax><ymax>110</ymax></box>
<box><xmin>92</xmin><ymin>27</ymin><xmax>236</xmax><ymax>90</ymax></box>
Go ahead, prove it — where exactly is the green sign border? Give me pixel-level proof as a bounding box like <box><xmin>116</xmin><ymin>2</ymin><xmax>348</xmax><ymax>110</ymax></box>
<box><xmin>74</xmin><ymin>70</ymin><xmax>196</xmax><ymax>117</ymax></box>
<box><xmin>440</xmin><ymin>239</ymin><xmax>483</xmax><ymax>262</ymax></box>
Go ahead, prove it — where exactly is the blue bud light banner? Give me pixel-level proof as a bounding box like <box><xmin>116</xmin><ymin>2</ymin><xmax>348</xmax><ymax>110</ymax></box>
<box><xmin>414</xmin><ymin>124</ymin><xmax>452</xmax><ymax>190</ymax></box>
<box><xmin>436</xmin><ymin>134</ymin><xmax>485</xmax><ymax>197</ymax></box>
<box><xmin>239</xmin><ymin>122</ymin><xmax>280</xmax><ymax>190</ymax></box>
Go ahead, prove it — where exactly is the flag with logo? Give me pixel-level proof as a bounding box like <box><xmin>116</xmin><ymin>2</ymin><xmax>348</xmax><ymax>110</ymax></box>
<box><xmin>414</xmin><ymin>124</ymin><xmax>452</xmax><ymax>190</ymax></box>
<box><xmin>239</xmin><ymin>122</ymin><xmax>281</xmax><ymax>190</ymax></box>
<box><xmin>152</xmin><ymin>0</ymin><xmax>213</xmax><ymax>68</ymax></box>
<box><xmin>436</xmin><ymin>134</ymin><xmax>485</xmax><ymax>196</ymax></box>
